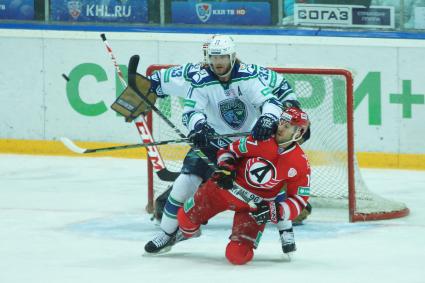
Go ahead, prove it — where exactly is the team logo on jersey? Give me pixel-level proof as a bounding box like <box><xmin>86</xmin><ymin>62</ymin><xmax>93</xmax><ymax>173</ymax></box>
<box><xmin>219</xmin><ymin>98</ymin><xmax>247</xmax><ymax>130</ymax></box>
<box><xmin>288</xmin><ymin>168</ymin><xmax>297</xmax><ymax>177</ymax></box>
<box><xmin>67</xmin><ymin>1</ymin><xmax>82</xmax><ymax>20</ymax></box>
<box><xmin>245</xmin><ymin>157</ymin><xmax>280</xmax><ymax>189</ymax></box>
<box><xmin>224</xmin><ymin>88</ymin><xmax>237</xmax><ymax>97</ymax></box>
<box><xmin>196</xmin><ymin>3</ymin><xmax>212</xmax><ymax>23</ymax></box>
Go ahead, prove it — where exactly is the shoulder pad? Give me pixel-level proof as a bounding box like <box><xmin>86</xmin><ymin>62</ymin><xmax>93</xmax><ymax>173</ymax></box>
<box><xmin>258</xmin><ymin>66</ymin><xmax>281</xmax><ymax>88</ymax></box>
<box><xmin>258</xmin><ymin>66</ymin><xmax>271</xmax><ymax>75</ymax></box>
<box><xmin>236</xmin><ymin>63</ymin><xmax>257</xmax><ymax>77</ymax></box>
<box><xmin>191</xmin><ymin>69</ymin><xmax>217</xmax><ymax>86</ymax></box>
<box><xmin>184</xmin><ymin>63</ymin><xmax>203</xmax><ymax>80</ymax></box>
<box><xmin>258</xmin><ymin>66</ymin><xmax>276</xmax><ymax>79</ymax></box>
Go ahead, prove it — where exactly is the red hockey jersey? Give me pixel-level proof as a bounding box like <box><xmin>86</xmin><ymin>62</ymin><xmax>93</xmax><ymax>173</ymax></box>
<box><xmin>226</xmin><ymin>135</ymin><xmax>311</xmax><ymax>221</ymax></box>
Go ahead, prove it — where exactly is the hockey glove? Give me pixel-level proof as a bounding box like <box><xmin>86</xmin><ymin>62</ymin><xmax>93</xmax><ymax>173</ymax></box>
<box><xmin>250</xmin><ymin>201</ymin><xmax>281</xmax><ymax>225</ymax></box>
<box><xmin>293</xmin><ymin>201</ymin><xmax>312</xmax><ymax>225</ymax></box>
<box><xmin>212</xmin><ymin>155</ymin><xmax>236</xmax><ymax>190</ymax></box>
<box><xmin>251</xmin><ymin>113</ymin><xmax>278</xmax><ymax>141</ymax></box>
<box><xmin>282</xmin><ymin>99</ymin><xmax>301</xmax><ymax>110</ymax></box>
<box><xmin>188</xmin><ymin>121</ymin><xmax>216</xmax><ymax>148</ymax></box>
<box><xmin>111</xmin><ymin>73</ymin><xmax>157</xmax><ymax>122</ymax></box>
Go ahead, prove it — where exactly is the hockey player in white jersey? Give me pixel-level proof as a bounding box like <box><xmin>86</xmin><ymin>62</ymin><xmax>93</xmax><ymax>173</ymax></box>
<box><xmin>146</xmin><ymin>38</ymin><xmax>309</xmax><ymax>145</ymax></box>
<box><xmin>147</xmin><ymin>36</ymin><xmax>302</xmax><ymax>109</ymax></box>
<box><xmin>144</xmin><ymin>35</ymin><xmax>302</xmax><ymax>255</ymax></box>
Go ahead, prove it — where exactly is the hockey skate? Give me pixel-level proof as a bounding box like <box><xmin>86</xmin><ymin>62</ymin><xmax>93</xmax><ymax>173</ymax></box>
<box><xmin>279</xmin><ymin>227</ymin><xmax>296</xmax><ymax>256</ymax></box>
<box><xmin>144</xmin><ymin>230</ymin><xmax>177</xmax><ymax>254</ymax></box>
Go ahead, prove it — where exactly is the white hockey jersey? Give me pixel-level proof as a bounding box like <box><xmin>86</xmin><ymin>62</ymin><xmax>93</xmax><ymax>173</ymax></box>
<box><xmin>182</xmin><ymin>63</ymin><xmax>282</xmax><ymax>135</ymax></box>
<box><xmin>150</xmin><ymin>63</ymin><xmax>297</xmax><ymax>104</ymax></box>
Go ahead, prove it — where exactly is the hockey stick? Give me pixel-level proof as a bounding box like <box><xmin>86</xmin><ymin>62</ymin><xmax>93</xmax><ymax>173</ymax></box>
<box><xmin>60</xmin><ymin>132</ymin><xmax>249</xmax><ymax>154</ymax></box>
<box><xmin>128</xmin><ymin>55</ymin><xmax>219</xmax><ymax>169</ymax></box>
<box><xmin>100</xmin><ymin>33</ymin><xmax>179</xmax><ymax>182</ymax></box>
<box><xmin>128</xmin><ymin>55</ymin><xmax>259</xmax><ymax>210</ymax></box>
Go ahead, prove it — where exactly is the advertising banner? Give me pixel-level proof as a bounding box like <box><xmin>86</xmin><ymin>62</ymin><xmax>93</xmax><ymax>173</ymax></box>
<box><xmin>414</xmin><ymin>7</ymin><xmax>425</xmax><ymax>29</ymax></box>
<box><xmin>50</xmin><ymin>0</ymin><xmax>148</xmax><ymax>23</ymax></box>
<box><xmin>0</xmin><ymin>0</ymin><xmax>34</xmax><ymax>20</ymax></box>
<box><xmin>294</xmin><ymin>4</ymin><xmax>394</xmax><ymax>29</ymax></box>
<box><xmin>1</xmin><ymin>31</ymin><xmax>424</xmax><ymax>156</ymax></box>
<box><xmin>171</xmin><ymin>1</ymin><xmax>271</xmax><ymax>25</ymax></box>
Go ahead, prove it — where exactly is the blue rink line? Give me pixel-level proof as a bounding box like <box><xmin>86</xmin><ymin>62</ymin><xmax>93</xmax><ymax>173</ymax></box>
<box><xmin>1</xmin><ymin>22</ymin><xmax>425</xmax><ymax>40</ymax></box>
<box><xmin>66</xmin><ymin>213</ymin><xmax>382</xmax><ymax>242</ymax></box>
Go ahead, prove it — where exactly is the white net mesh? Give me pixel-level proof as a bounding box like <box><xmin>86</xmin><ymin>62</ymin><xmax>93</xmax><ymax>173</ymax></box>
<box><xmin>147</xmin><ymin>66</ymin><xmax>408</xmax><ymax>221</ymax></box>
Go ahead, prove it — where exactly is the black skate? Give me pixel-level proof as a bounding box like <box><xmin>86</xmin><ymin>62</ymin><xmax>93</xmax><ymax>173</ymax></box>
<box><xmin>279</xmin><ymin>227</ymin><xmax>296</xmax><ymax>255</ymax></box>
<box><xmin>144</xmin><ymin>230</ymin><xmax>177</xmax><ymax>254</ymax></box>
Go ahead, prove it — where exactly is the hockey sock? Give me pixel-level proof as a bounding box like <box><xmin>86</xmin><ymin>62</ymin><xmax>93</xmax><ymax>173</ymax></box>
<box><xmin>160</xmin><ymin>174</ymin><xmax>202</xmax><ymax>234</ymax></box>
<box><xmin>160</xmin><ymin>195</ymin><xmax>183</xmax><ymax>234</ymax></box>
<box><xmin>276</xmin><ymin>219</ymin><xmax>293</xmax><ymax>231</ymax></box>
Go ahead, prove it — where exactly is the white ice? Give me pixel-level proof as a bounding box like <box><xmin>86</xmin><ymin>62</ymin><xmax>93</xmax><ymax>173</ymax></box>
<box><xmin>0</xmin><ymin>154</ymin><xmax>424</xmax><ymax>283</ymax></box>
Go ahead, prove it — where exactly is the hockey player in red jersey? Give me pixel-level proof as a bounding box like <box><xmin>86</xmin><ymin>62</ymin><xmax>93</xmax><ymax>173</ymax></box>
<box><xmin>177</xmin><ymin>107</ymin><xmax>311</xmax><ymax>265</ymax></box>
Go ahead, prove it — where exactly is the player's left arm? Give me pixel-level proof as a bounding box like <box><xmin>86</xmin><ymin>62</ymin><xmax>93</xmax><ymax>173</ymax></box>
<box><xmin>248</xmin><ymin>78</ymin><xmax>282</xmax><ymax>119</ymax></box>
<box><xmin>273</xmin><ymin>73</ymin><xmax>299</xmax><ymax>106</ymax></box>
<box><xmin>249</xmin><ymin>78</ymin><xmax>283</xmax><ymax>140</ymax></box>
<box><xmin>272</xmin><ymin>72</ymin><xmax>311</xmax><ymax>144</ymax></box>
<box><xmin>258</xmin><ymin>67</ymin><xmax>298</xmax><ymax>108</ymax></box>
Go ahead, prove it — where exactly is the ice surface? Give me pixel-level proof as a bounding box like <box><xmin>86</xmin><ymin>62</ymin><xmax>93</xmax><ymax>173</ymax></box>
<box><xmin>0</xmin><ymin>154</ymin><xmax>424</xmax><ymax>283</ymax></box>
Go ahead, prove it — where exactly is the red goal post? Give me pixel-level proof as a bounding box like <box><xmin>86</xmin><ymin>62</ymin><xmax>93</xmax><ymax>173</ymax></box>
<box><xmin>145</xmin><ymin>64</ymin><xmax>409</xmax><ymax>222</ymax></box>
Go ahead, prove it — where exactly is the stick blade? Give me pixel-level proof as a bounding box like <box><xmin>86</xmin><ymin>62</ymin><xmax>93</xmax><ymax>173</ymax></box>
<box><xmin>156</xmin><ymin>168</ymin><xmax>180</xmax><ymax>182</ymax></box>
<box><xmin>59</xmin><ymin>137</ymin><xmax>87</xmax><ymax>154</ymax></box>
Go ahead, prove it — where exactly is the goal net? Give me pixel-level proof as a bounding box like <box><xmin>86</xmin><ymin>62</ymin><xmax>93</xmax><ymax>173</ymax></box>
<box><xmin>145</xmin><ymin>65</ymin><xmax>409</xmax><ymax>222</ymax></box>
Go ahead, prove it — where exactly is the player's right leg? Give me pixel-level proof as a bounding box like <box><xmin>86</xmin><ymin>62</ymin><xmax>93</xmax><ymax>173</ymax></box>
<box><xmin>144</xmin><ymin>173</ymin><xmax>202</xmax><ymax>254</ymax></box>
<box><xmin>144</xmin><ymin>150</ymin><xmax>213</xmax><ymax>254</ymax></box>
<box><xmin>177</xmin><ymin>179</ymin><xmax>229</xmax><ymax>238</ymax></box>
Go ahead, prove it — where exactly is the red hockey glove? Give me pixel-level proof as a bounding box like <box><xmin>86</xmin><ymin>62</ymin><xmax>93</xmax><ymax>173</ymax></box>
<box><xmin>250</xmin><ymin>201</ymin><xmax>282</xmax><ymax>224</ymax></box>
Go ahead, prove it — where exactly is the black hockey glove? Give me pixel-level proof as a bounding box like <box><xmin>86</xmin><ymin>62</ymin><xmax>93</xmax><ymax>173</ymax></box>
<box><xmin>293</xmin><ymin>201</ymin><xmax>312</xmax><ymax>226</ymax></box>
<box><xmin>282</xmin><ymin>99</ymin><xmax>301</xmax><ymax>110</ymax></box>
<box><xmin>250</xmin><ymin>201</ymin><xmax>281</xmax><ymax>225</ymax></box>
<box><xmin>188</xmin><ymin>121</ymin><xmax>216</xmax><ymax>148</ymax></box>
<box><xmin>212</xmin><ymin>157</ymin><xmax>236</xmax><ymax>190</ymax></box>
<box><xmin>251</xmin><ymin>113</ymin><xmax>279</xmax><ymax>141</ymax></box>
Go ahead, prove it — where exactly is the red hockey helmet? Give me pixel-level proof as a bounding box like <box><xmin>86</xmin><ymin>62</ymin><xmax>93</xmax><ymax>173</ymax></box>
<box><xmin>280</xmin><ymin>107</ymin><xmax>310</xmax><ymax>135</ymax></box>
